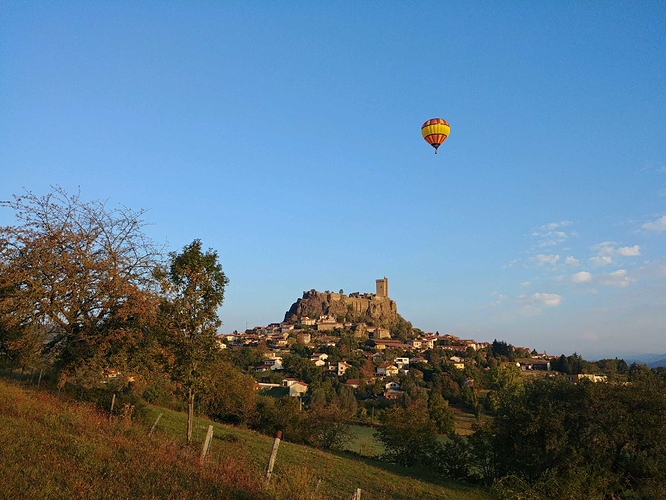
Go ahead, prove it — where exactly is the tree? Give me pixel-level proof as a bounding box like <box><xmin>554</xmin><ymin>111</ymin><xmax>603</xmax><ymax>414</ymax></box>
<box><xmin>374</xmin><ymin>399</ymin><xmax>439</xmax><ymax>467</ymax></box>
<box><xmin>428</xmin><ymin>391</ymin><xmax>455</xmax><ymax>435</ymax></box>
<box><xmin>157</xmin><ymin>239</ymin><xmax>229</xmax><ymax>443</ymax></box>
<box><xmin>489</xmin><ymin>376</ymin><xmax>666</xmax><ymax>497</ymax></box>
<box><xmin>199</xmin><ymin>358</ymin><xmax>256</xmax><ymax>426</ymax></box>
<box><xmin>0</xmin><ymin>187</ymin><xmax>160</xmax><ymax>384</ymax></box>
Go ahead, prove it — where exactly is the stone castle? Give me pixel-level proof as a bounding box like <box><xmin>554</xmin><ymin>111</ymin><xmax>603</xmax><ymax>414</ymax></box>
<box><xmin>284</xmin><ymin>277</ymin><xmax>399</xmax><ymax>327</ymax></box>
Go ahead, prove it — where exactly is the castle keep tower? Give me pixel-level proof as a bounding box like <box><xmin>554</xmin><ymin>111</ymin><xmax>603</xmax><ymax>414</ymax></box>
<box><xmin>376</xmin><ymin>277</ymin><xmax>388</xmax><ymax>297</ymax></box>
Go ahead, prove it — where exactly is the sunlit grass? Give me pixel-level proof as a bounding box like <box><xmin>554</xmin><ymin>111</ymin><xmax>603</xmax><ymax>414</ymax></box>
<box><xmin>0</xmin><ymin>378</ymin><xmax>490</xmax><ymax>500</ymax></box>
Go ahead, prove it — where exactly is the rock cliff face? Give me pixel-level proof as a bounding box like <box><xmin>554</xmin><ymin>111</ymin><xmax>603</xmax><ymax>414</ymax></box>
<box><xmin>284</xmin><ymin>289</ymin><xmax>402</xmax><ymax>328</ymax></box>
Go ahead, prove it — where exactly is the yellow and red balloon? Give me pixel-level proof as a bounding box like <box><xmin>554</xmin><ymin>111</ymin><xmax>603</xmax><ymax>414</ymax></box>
<box><xmin>421</xmin><ymin>118</ymin><xmax>450</xmax><ymax>154</ymax></box>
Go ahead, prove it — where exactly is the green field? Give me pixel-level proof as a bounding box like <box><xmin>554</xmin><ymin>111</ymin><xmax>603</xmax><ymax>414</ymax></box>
<box><xmin>0</xmin><ymin>378</ymin><xmax>490</xmax><ymax>500</ymax></box>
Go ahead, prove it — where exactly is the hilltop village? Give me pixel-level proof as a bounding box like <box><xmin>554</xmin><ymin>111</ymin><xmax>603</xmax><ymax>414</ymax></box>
<box><xmin>216</xmin><ymin>278</ymin><xmax>605</xmax><ymax>406</ymax></box>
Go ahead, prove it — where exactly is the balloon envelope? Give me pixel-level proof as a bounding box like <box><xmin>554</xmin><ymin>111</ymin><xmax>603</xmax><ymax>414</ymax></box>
<box><xmin>421</xmin><ymin>118</ymin><xmax>450</xmax><ymax>154</ymax></box>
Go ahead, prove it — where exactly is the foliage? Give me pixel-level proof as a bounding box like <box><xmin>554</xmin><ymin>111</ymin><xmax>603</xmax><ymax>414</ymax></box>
<box><xmin>374</xmin><ymin>399</ymin><xmax>439</xmax><ymax>467</ymax></box>
<box><xmin>301</xmin><ymin>403</ymin><xmax>354</xmax><ymax>450</ymax></box>
<box><xmin>156</xmin><ymin>239</ymin><xmax>229</xmax><ymax>442</ymax></box>
<box><xmin>252</xmin><ymin>395</ymin><xmax>303</xmax><ymax>441</ymax></box>
<box><xmin>490</xmin><ymin>376</ymin><xmax>666</xmax><ymax>497</ymax></box>
<box><xmin>490</xmin><ymin>340</ymin><xmax>514</xmax><ymax>360</ymax></box>
<box><xmin>428</xmin><ymin>391</ymin><xmax>455</xmax><ymax>435</ymax></box>
<box><xmin>0</xmin><ymin>187</ymin><xmax>161</xmax><ymax>385</ymax></box>
<box><xmin>199</xmin><ymin>359</ymin><xmax>257</xmax><ymax>426</ymax></box>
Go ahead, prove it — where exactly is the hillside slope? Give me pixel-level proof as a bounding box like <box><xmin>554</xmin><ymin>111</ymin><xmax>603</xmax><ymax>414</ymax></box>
<box><xmin>0</xmin><ymin>378</ymin><xmax>489</xmax><ymax>500</ymax></box>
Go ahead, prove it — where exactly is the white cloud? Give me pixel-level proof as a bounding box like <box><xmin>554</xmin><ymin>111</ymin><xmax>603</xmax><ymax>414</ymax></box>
<box><xmin>532</xmin><ymin>293</ymin><xmax>562</xmax><ymax>307</ymax></box>
<box><xmin>589</xmin><ymin>242</ymin><xmax>640</xmax><ymax>266</ymax></box>
<box><xmin>564</xmin><ymin>256</ymin><xmax>579</xmax><ymax>267</ymax></box>
<box><xmin>617</xmin><ymin>245</ymin><xmax>640</xmax><ymax>256</ymax></box>
<box><xmin>643</xmin><ymin>215</ymin><xmax>666</xmax><ymax>232</ymax></box>
<box><xmin>599</xmin><ymin>269</ymin><xmax>633</xmax><ymax>288</ymax></box>
<box><xmin>520</xmin><ymin>281</ymin><xmax>531</xmax><ymax>287</ymax></box>
<box><xmin>542</xmin><ymin>221</ymin><xmax>572</xmax><ymax>231</ymax></box>
<box><xmin>590</xmin><ymin>255</ymin><xmax>613</xmax><ymax>267</ymax></box>
<box><xmin>571</xmin><ymin>271</ymin><xmax>592</xmax><ymax>283</ymax></box>
<box><xmin>532</xmin><ymin>254</ymin><xmax>560</xmax><ymax>266</ymax></box>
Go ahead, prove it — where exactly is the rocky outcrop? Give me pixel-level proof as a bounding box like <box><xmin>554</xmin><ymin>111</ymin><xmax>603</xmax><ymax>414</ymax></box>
<box><xmin>284</xmin><ymin>289</ymin><xmax>402</xmax><ymax>328</ymax></box>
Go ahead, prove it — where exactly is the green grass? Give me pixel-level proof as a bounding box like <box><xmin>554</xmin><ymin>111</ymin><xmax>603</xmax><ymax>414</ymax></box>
<box><xmin>0</xmin><ymin>377</ymin><xmax>491</xmax><ymax>500</ymax></box>
<box><xmin>344</xmin><ymin>424</ymin><xmax>384</xmax><ymax>457</ymax></box>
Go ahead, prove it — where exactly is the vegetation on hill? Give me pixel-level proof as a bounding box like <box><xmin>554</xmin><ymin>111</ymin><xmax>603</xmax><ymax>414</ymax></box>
<box><xmin>0</xmin><ymin>377</ymin><xmax>489</xmax><ymax>500</ymax></box>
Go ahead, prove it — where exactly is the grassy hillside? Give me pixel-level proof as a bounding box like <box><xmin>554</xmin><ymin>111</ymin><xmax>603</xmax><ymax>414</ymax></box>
<box><xmin>0</xmin><ymin>378</ymin><xmax>490</xmax><ymax>500</ymax></box>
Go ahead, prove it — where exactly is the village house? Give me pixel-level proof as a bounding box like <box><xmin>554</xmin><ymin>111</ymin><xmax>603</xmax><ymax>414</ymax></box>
<box><xmin>264</xmin><ymin>356</ymin><xmax>283</xmax><ymax>371</ymax></box>
<box><xmin>519</xmin><ymin>360</ymin><xmax>551</xmax><ymax>371</ymax></box>
<box><xmin>297</xmin><ymin>332</ymin><xmax>312</xmax><ymax>344</ymax></box>
<box><xmin>369</xmin><ymin>339</ymin><xmax>411</xmax><ymax>350</ymax></box>
<box><xmin>460</xmin><ymin>339</ymin><xmax>479</xmax><ymax>350</ymax></box>
<box><xmin>450</xmin><ymin>356</ymin><xmax>465</xmax><ymax>370</ymax></box>
<box><xmin>383</xmin><ymin>388</ymin><xmax>403</xmax><ymax>400</ymax></box>
<box><xmin>394</xmin><ymin>357</ymin><xmax>410</xmax><ymax>369</ymax></box>
<box><xmin>328</xmin><ymin>361</ymin><xmax>352</xmax><ymax>377</ymax></box>
<box><xmin>288</xmin><ymin>381</ymin><xmax>309</xmax><ymax>397</ymax></box>
<box><xmin>316</xmin><ymin>315</ymin><xmax>343</xmax><ymax>331</ymax></box>
<box><xmin>310</xmin><ymin>353</ymin><xmax>328</xmax><ymax>366</ymax></box>
<box><xmin>377</xmin><ymin>363</ymin><xmax>399</xmax><ymax>377</ymax></box>
<box><xmin>345</xmin><ymin>379</ymin><xmax>360</xmax><ymax>389</ymax></box>
<box><xmin>408</xmin><ymin>339</ymin><xmax>423</xmax><ymax>349</ymax></box>
<box><xmin>299</xmin><ymin>316</ymin><xmax>316</xmax><ymax>326</ymax></box>
<box><xmin>366</xmin><ymin>326</ymin><xmax>391</xmax><ymax>339</ymax></box>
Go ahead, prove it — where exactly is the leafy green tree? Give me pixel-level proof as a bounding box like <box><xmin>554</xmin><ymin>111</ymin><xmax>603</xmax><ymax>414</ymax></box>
<box><xmin>437</xmin><ymin>434</ymin><xmax>473</xmax><ymax>480</ymax></box>
<box><xmin>491</xmin><ymin>339</ymin><xmax>514</xmax><ymax>360</ymax></box>
<box><xmin>157</xmin><ymin>239</ymin><xmax>229</xmax><ymax>443</ymax></box>
<box><xmin>428</xmin><ymin>391</ymin><xmax>455</xmax><ymax>435</ymax></box>
<box><xmin>302</xmin><ymin>403</ymin><xmax>354</xmax><ymax>450</ymax></box>
<box><xmin>253</xmin><ymin>395</ymin><xmax>303</xmax><ymax>441</ymax></box>
<box><xmin>489</xmin><ymin>376</ymin><xmax>666</xmax><ymax>497</ymax></box>
<box><xmin>374</xmin><ymin>399</ymin><xmax>439</xmax><ymax>467</ymax></box>
<box><xmin>199</xmin><ymin>359</ymin><xmax>256</xmax><ymax>425</ymax></box>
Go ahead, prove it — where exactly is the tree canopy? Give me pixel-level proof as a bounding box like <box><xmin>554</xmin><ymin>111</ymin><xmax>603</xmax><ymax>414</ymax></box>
<box><xmin>0</xmin><ymin>187</ymin><xmax>161</xmax><ymax>383</ymax></box>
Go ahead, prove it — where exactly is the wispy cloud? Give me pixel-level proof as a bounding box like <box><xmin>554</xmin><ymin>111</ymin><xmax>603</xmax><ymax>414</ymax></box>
<box><xmin>532</xmin><ymin>293</ymin><xmax>562</xmax><ymax>307</ymax></box>
<box><xmin>530</xmin><ymin>254</ymin><xmax>560</xmax><ymax>266</ymax></box>
<box><xmin>531</xmin><ymin>221</ymin><xmax>572</xmax><ymax>247</ymax></box>
<box><xmin>517</xmin><ymin>292</ymin><xmax>562</xmax><ymax>307</ymax></box>
<box><xmin>643</xmin><ymin>215</ymin><xmax>666</xmax><ymax>232</ymax></box>
<box><xmin>564</xmin><ymin>256</ymin><xmax>579</xmax><ymax>267</ymax></box>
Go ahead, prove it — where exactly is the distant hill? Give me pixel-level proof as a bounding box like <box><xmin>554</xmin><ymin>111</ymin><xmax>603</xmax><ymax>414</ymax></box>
<box><xmin>649</xmin><ymin>357</ymin><xmax>666</xmax><ymax>369</ymax></box>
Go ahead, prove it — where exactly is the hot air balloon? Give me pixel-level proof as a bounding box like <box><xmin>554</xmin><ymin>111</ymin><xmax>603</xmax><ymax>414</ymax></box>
<box><xmin>421</xmin><ymin>118</ymin><xmax>450</xmax><ymax>154</ymax></box>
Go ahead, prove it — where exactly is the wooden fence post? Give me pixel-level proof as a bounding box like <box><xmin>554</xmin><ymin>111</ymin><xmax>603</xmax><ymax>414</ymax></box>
<box><xmin>149</xmin><ymin>413</ymin><xmax>163</xmax><ymax>436</ymax></box>
<box><xmin>265</xmin><ymin>430</ymin><xmax>282</xmax><ymax>481</ymax></box>
<box><xmin>37</xmin><ymin>369</ymin><xmax>43</xmax><ymax>391</ymax></box>
<box><xmin>109</xmin><ymin>393</ymin><xmax>116</xmax><ymax>419</ymax></box>
<box><xmin>200</xmin><ymin>425</ymin><xmax>214</xmax><ymax>464</ymax></box>
<box><xmin>351</xmin><ymin>487</ymin><xmax>362</xmax><ymax>500</ymax></box>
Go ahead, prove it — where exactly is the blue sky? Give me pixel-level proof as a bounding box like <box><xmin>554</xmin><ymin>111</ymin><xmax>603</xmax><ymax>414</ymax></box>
<box><xmin>2</xmin><ymin>2</ymin><xmax>665</xmax><ymax>358</ymax></box>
